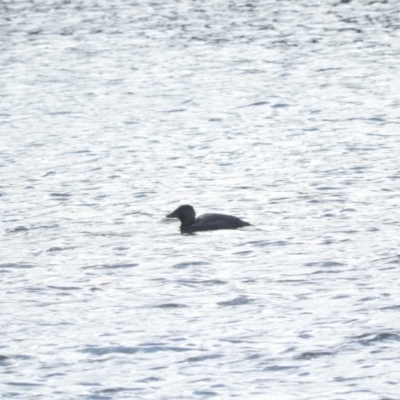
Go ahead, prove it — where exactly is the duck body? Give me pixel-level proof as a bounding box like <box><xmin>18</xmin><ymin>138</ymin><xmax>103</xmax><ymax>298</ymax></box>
<box><xmin>166</xmin><ymin>204</ymin><xmax>251</xmax><ymax>233</ymax></box>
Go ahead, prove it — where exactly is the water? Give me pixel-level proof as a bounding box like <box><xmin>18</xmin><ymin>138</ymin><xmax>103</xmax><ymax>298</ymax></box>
<box><xmin>1</xmin><ymin>0</ymin><xmax>400</xmax><ymax>398</ymax></box>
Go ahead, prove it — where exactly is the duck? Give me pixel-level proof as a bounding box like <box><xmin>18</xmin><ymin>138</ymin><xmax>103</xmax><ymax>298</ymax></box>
<box><xmin>166</xmin><ymin>204</ymin><xmax>251</xmax><ymax>233</ymax></box>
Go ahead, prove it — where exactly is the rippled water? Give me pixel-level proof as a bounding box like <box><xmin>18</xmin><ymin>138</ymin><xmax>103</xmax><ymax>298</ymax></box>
<box><xmin>1</xmin><ymin>0</ymin><xmax>400</xmax><ymax>398</ymax></box>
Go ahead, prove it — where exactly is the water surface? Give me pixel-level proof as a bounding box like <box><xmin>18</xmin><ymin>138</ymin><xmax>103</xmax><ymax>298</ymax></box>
<box><xmin>1</xmin><ymin>0</ymin><xmax>400</xmax><ymax>398</ymax></box>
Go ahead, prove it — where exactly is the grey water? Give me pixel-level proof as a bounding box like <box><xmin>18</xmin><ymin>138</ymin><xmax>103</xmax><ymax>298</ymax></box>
<box><xmin>1</xmin><ymin>0</ymin><xmax>400</xmax><ymax>398</ymax></box>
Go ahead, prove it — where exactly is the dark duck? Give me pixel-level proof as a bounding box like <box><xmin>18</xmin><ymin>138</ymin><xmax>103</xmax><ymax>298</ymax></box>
<box><xmin>166</xmin><ymin>204</ymin><xmax>251</xmax><ymax>233</ymax></box>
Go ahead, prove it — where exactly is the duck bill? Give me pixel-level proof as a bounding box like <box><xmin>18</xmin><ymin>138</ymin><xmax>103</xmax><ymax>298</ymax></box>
<box><xmin>166</xmin><ymin>210</ymin><xmax>178</xmax><ymax>218</ymax></box>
